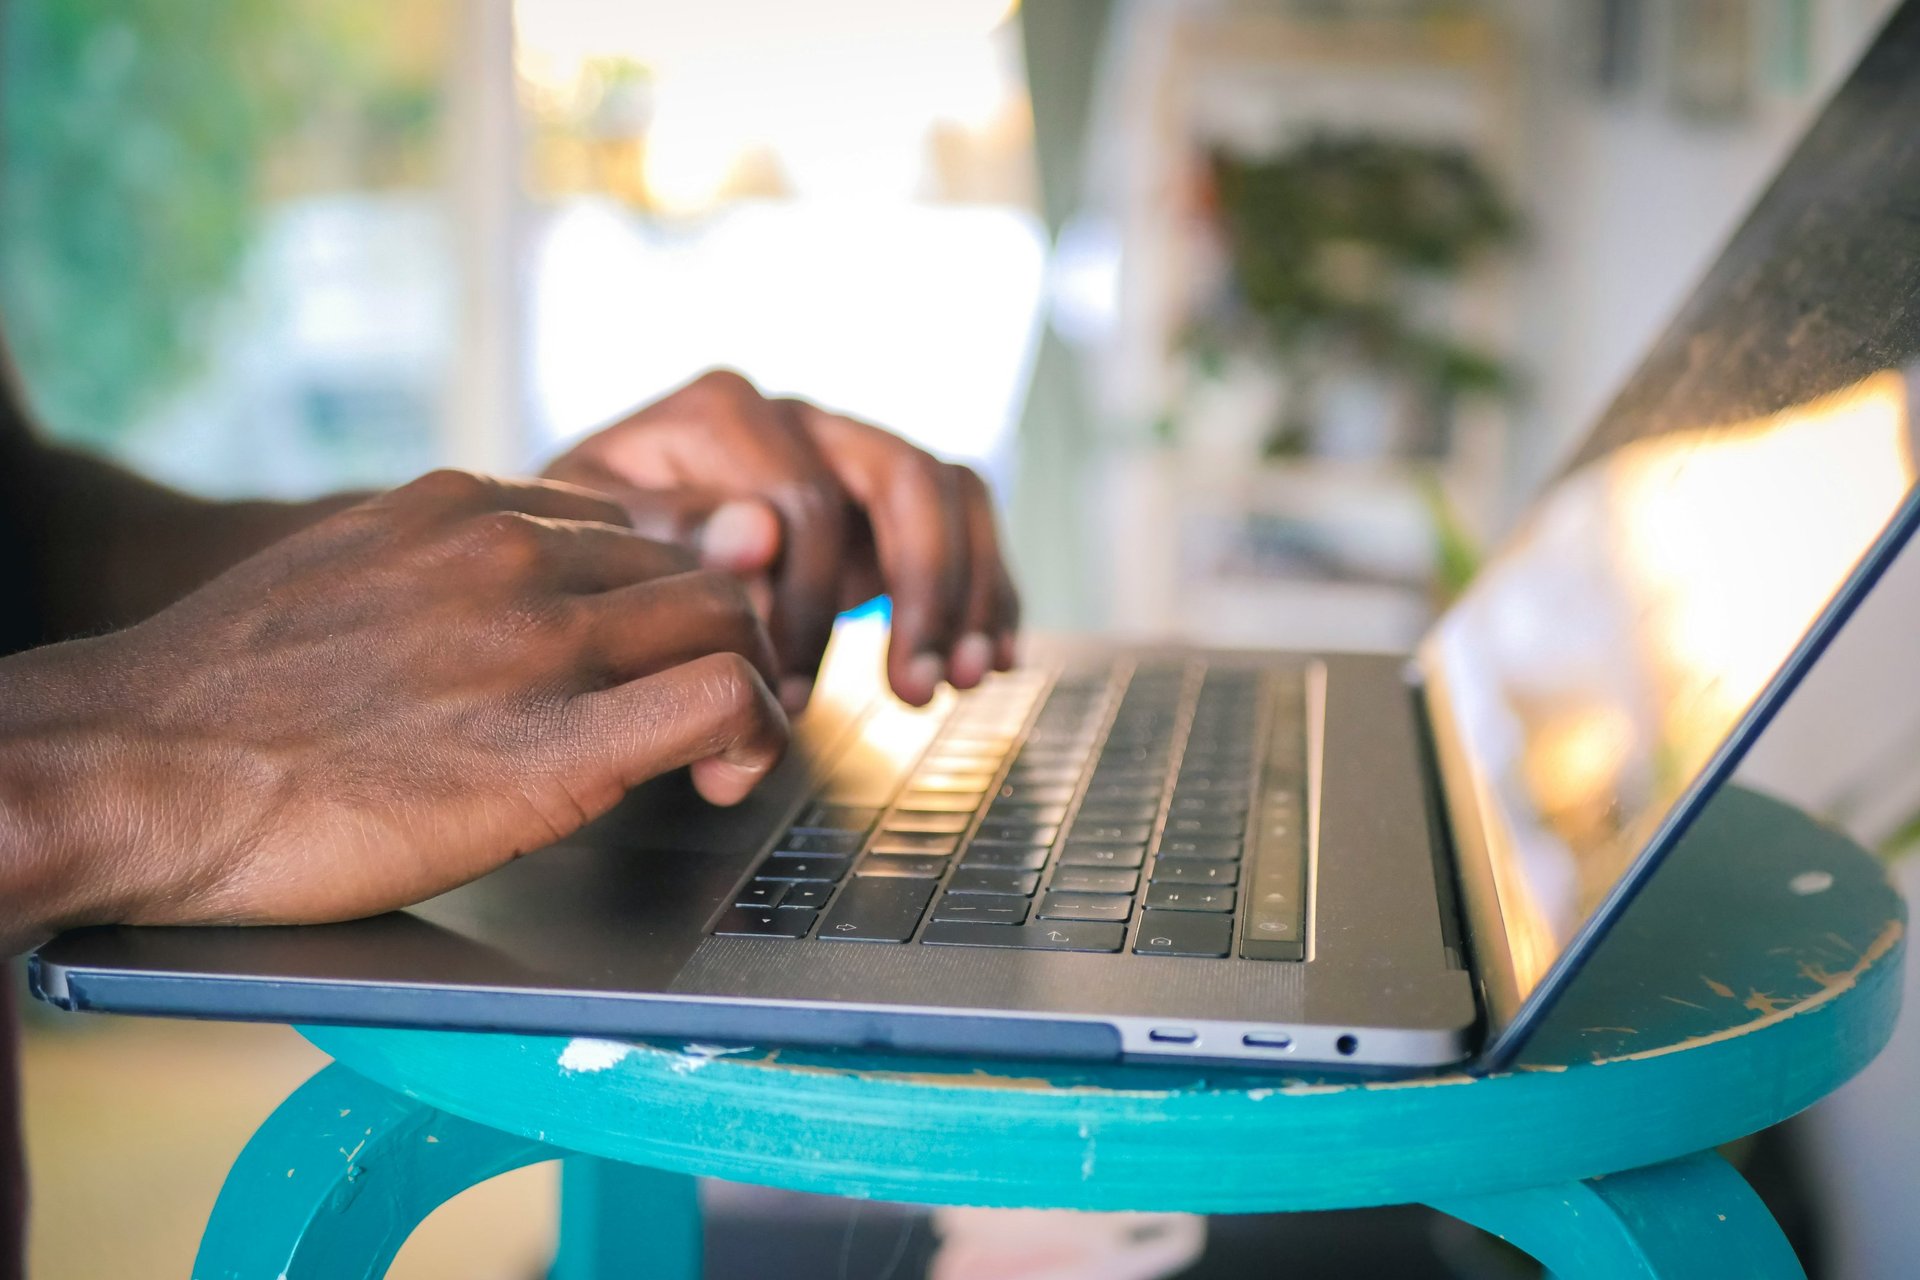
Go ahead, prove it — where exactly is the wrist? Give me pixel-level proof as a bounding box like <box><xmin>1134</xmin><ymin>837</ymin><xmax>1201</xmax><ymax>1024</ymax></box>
<box><xmin>0</xmin><ymin>637</ymin><xmax>151</xmax><ymax>953</ymax></box>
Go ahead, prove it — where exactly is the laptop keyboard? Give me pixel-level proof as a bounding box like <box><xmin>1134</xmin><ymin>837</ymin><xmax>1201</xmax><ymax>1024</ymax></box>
<box><xmin>710</xmin><ymin>661</ymin><xmax>1308</xmax><ymax>961</ymax></box>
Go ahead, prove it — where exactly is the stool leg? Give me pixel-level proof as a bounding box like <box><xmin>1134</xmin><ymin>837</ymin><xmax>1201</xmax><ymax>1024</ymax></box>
<box><xmin>194</xmin><ymin>1062</ymin><xmax>553</xmax><ymax>1280</ymax></box>
<box><xmin>1427</xmin><ymin>1149</ymin><xmax>1804</xmax><ymax>1279</ymax></box>
<box><xmin>552</xmin><ymin>1156</ymin><xmax>702</xmax><ymax>1280</ymax></box>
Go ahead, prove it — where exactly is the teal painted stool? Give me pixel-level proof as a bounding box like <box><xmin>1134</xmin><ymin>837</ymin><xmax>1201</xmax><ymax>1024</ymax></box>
<box><xmin>192</xmin><ymin>789</ymin><xmax>1905</xmax><ymax>1279</ymax></box>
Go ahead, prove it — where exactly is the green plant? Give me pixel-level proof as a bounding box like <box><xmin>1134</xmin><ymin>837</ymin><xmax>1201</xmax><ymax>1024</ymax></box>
<box><xmin>1187</xmin><ymin>133</ymin><xmax>1523</xmax><ymax>458</ymax></box>
<box><xmin>0</xmin><ymin>0</ymin><xmax>446</xmax><ymax>447</ymax></box>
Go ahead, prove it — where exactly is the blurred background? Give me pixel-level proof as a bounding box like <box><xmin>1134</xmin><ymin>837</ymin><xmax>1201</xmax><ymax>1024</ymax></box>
<box><xmin>8</xmin><ymin>0</ymin><xmax>1920</xmax><ymax>1276</ymax></box>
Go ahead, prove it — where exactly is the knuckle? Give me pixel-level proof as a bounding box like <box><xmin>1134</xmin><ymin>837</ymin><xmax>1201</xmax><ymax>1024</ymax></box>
<box><xmin>713</xmin><ymin>649</ymin><xmax>759</xmax><ymax>695</ymax></box>
<box><xmin>948</xmin><ymin>461</ymin><xmax>991</xmax><ymax>499</ymax></box>
<box><xmin>406</xmin><ymin>467</ymin><xmax>492</xmax><ymax>507</ymax></box>
<box><xmin>916</xmin><ymin>452</ymin><xmax>956</xmax><ymax>493</ymax></box>
<box><xmin>687</xmin><ymin>367</ymin><xmax>759</xmax><ymax>409</ymax></box>
<box><xmin>468</xmin><ymin>510</ymin><xmax>545</xmax><ymax>566</ymax></box>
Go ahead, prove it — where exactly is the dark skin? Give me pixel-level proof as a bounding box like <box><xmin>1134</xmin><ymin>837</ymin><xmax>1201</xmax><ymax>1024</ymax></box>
<box><xmin>0</xmin><ymin>368</ymin><xmax>1019</xmax><ymax>956</ymax></box>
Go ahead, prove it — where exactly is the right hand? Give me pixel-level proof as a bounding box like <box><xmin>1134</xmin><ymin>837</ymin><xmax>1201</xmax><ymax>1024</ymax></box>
<box><xmin>0</xmin><ymin>468</ymin><xmax>788</xmax><ymax>947</ymax></box>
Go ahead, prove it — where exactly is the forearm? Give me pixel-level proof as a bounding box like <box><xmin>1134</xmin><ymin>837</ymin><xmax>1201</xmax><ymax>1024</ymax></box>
<box><xmin>20</xmin><ymin>443</ymin><xmax>364</xmax><ymax>637</ymax></box>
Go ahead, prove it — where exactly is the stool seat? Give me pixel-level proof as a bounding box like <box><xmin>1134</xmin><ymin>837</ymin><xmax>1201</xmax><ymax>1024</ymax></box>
<box><xmin>198</xmin><ymin>787</ymin><xmax>1905</xmax><ymax>1278</ymax></box>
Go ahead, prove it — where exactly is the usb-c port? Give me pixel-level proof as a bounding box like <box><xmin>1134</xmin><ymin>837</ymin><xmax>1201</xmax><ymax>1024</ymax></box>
<box><xmin>1149</xmin><ymin>1027</ymin><xmax>1199</xmax><ymax>1045</ymax></box>
<box><xmin>1242</xmin><ymin>1031</ymin><xmax>1293</xmax><ymax>1050</ymax></box>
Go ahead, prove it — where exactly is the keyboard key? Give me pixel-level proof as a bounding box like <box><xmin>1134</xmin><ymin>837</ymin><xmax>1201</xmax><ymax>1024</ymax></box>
<box><xmin>973</xmin><ymin>821</ymin><xmax>1059</xmax><ymax>847</ymax></box>
<box><xmin>795</xmin><ymin>804</ymin><xmax>882</xmax><ymax>833</ymax></box>
<box><xmin>1003</xmin><ymin>765</ymin><xmax>1083</xmax><ymax>786</ymax></box>
<box><xmin>961</xmin><ymin>843</ymin><xmax>1049</xmax><ymax>871</ymax></box>
<box><xmin>897</xmin><ymin>791</ymin><xmax>980</xmax><ymax>813</ymax></box>
<box><xmin>994</xmin><ymin>783</ymin><xmax>1078</xmax><ymax>807</ymax></box>
<box><xmin>1168</xmin><ymin>795</ymin><xmax>1246</xmax><ymax>817</ymax></box>
<box><xmin>1155</xmin><ymin>837</ymin><xmax>1242</xmax><ymax>862</ymax></box>
<box><xmin>1182</xmin><ymin>750</ymin><xmax>1253</xmax><ymax>773</ymax></box>
<box><xmin>919</xmin><ymin>753</ymin><xmax>1002</xmax><ymax>773</ymax></box>
<box><xmin>817</xmin><ymin>877</ymin><xmax>935</xmax><ymax>942</ymax></box>
<box><xmin>947</xmin><ymin>868</ymin><xmax>1040</xmax><ymax>896</ymax></box>
<box><xmin>774</xmin><ymin>831</ymin><xmax>864</xmax><ymax>856</ymax></box>
<box><xmin>1150</xmin><ymin>860</ymin><xmax>1235</xmax><ymax>886</ymax></box>
<box><xmin>933</xmin><ymin>734</ymin><xmax>1014</xmax><ymax>751</ymax></box>
<box><xmin>912</xmin><ymin>771</ymin><xmax>996</xmax><ymax>794</ymax></box>
<box><xmin>986</xmin><ymin>802</ymin><xmax>1069</xmax><ymax>826</ymax></box>
<box><xmin>1082</xmin><ymin>782</ymin><xmax>1159</xmax><ymax>803</ymax></box>
<box><xmin>931</xmin><ymin>894</ymin><xmax>1030</xmax><ymax>925</ymax></box>
<box><xmin>761</xmin><ymin>854</ymin><xmax>852</xmax><ymax>882</ymax></box>
<box><xmin>1087</xmin><ymin>767</ymin><xmax>1163</xmax><ymax>787</ymax></box>
<box><xmin>871</xmin><ymin>832</ymin><xmax>961</xmax><ymax>856</ymax></box>
<box><xmin>884</xmin><ymin>810</ymin><xmax>972</xmax><ymax>834</ymax></box>
<box><xmin>858</xmin><ymin>855</ymin><xmax>949</xmax><ymax>878</ymax></box>
<box><xmin>1134</xmin><ymin>911</ymin><xmax>1232</xmax><ymax>957</ymax></box>
<box><xmin>1038</xmin><ymin>891</ymin><xmax>1134</xmax><ymax>923</ymax></box>
<box><xmin>734</xmin><ymin>879</ymin><xmax>788</xmax><ymax>908</ymax></box>
<box><xmin>1069</xmin><ymin>822</ymin><xmax>1154</xmax><ymax>845</ymax></box>
<box><xmin>1050</xmin><ymin>867</ymin><xmax>1138</xmax><ymax>894</ymax></box>
<box><xmin>713</xmin><ymin>906</ymin><xmax>816</xmax><ymax>939</ymax></box>
<box><xmin>1073</xmin><ymin>801</ymin><xmax>1160</xmax><ymax>823</ymax></box>
<box><xmin>1162</xmin><ymin>815</ymin><xmax>1247</xmax><ymax>839</ymax></box>
<box><xmin>780</xmin><ymin>882</ymin><xmax>833</xmax><ymax>910</ymax></box>
<box><xmin>1172</xmin><ymin>775</ymin><xmax>1252</xmax><ymax>795</ymax></box>
<box><xmin>1058</xmin><ymin>844</ymin><xmax>1146</xmax><ymax>869</ymax></box>
<box><xmin>922</xmin><ymin>920</ymin><xmax>1126</xmax><ymax>952</ymax></box>
<box><xmin>1099</xmin><ymin>746</ymin><xmax>1170</xmax><ymax>769</ymax></box>
<box><xmin>1146</xmin><ymin>884</ymin><xmax>1235</xmax><ymax>912</ymax></box>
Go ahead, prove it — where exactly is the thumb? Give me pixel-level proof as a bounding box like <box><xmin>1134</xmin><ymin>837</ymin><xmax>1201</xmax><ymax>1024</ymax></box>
<box><xmin>696</xmin><ymin>498</ymin><xmax>784</xmax><ymax>574</ymax></box>
<box><xmin>602</xmin><ymin>483</ymin><xmax>783</xmax><ymax>574</ymax></box>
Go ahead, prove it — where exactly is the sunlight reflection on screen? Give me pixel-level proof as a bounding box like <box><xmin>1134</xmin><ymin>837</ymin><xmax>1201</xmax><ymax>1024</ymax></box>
<box><xmin>1424</xmin><ymin>368</ymin><xmax>1917</xmax><ymax>990</ymax></box>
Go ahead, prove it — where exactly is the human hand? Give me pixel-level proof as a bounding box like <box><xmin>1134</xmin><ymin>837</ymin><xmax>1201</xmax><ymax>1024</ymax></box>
<box><xmin>0</xmin><ymin>469</ymin><xmax>787</xmax><ymax>944</ymax></box>
<box><xmin>544</xmin><ymin>370</ymin><xmax>1021</xmax><ymax>712</ymax></box>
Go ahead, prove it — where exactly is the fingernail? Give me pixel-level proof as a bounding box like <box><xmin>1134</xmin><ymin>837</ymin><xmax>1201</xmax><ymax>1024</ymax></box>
<box><xmin>779</xmin><ymin>676</ymin><xmax>813</xmax><ymax>715</ymax></box>
<box><xmin>951</xmin><ymin>632</ymin><xmax>993</xmax><ymax>687</ymax></box>
<box><xmin>701</xmin><ymin>500</ymin><xmax>776</xmax><ymax>569</ymax></box>
<box><xmin>907</xmin><ymin>652</ymin><xmax>945</xmax><ymax>700</ymax></box>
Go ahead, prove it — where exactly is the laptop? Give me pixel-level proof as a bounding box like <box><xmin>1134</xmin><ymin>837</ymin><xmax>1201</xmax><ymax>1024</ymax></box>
<box><xmin>31</xmin><ymin>3</ymin><xmax>1920</xmax><ymax>1074</ymax></box>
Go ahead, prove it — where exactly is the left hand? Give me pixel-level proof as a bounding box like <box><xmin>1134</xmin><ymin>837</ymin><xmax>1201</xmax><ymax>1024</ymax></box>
<box><xmin>545</xmin><ymin>370</ymin><xmax>1020</xmax><ymax>712</ymax></box>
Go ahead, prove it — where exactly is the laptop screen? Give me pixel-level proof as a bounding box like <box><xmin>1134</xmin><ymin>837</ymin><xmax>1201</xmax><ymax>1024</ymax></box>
<box><xmin>1417</xmin><ymin>2</ymin><xmax>1920</xmax><ymax>1021</ymax></box>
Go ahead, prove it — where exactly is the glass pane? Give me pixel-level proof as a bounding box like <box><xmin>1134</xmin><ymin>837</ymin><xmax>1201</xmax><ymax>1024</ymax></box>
<box><xmin>513</xmin><ymin>0</ymin><xmax>1045</xmax><ymax>484</ymax></box>
<box><xmin>0</xmin><ymin>0</ymin><xmax>458</xmax><ymax>497</ymax></box>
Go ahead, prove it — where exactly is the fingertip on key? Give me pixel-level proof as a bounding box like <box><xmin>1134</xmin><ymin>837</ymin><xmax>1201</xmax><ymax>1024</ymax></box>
<box><xmin>950</xmin><ymin>632</ymin><xmax>993</xmax><ymax>688</ymax></box>
<box><xmin>903</xmin><ymin>651</ymin><xmax>945</xmax><ymax>704</ymax></box>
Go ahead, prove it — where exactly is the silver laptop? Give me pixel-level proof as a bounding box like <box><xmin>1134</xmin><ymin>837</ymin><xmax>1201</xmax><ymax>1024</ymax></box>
<box><xmin>32</xmin><ymin>3</ymin><xmax>1920</xmax><ymax>1073</ymax></box>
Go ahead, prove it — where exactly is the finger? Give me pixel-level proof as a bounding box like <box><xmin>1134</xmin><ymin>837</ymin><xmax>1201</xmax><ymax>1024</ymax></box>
<box><xmin>949</xmin><ymin>464</ymin><xmax>1021</xmax><ymax>686</ymax></box>
<box><xmin>571</xmin><ymin>651</ymin><xmax>790</xmax><ymax>806</ymax></box>
<box><xmin>758</xmin><ymin>403</ymin><xmax>854</xmax><ymax>709</ymax></box>
<box><xmin>392</xmin><ymin>469</ymin><xmax>635</xmax><ymax>529</ymax></box>
<box><xmin>798</xmin><ymin>409</ymin><xmax>968</xmax><ymax>705</ymax></box>
<box><xmin>577</xmin><ymin>475</ymin><xmax>787</xmax><ymax>575</ymax></box>
<box><xmin>582</xmin><ymin>569</ymin><xmax>781</xmax><ymax>691</ymax></box>
<box><xmin>698</xmin><ymin>499</ymin><xmax>784</xmax><ymax>574</ymax></box>
<box><xmin>520</xmin><ymin>518</ymin><xmax>700</xmax><ymax>594</ymax></box>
